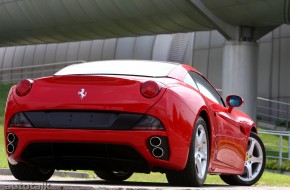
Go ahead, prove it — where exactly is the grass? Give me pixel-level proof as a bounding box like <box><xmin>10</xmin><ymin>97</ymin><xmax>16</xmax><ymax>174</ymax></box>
<box><xmin>0</xmin><ymin>83</ymin><xmax>14</xmax><ymax>118</ymax></box>
<box><xmin>0</xmin><ymin>82</ymin><xmax>14</xmax><ymax>168</ymax></box>
<box><xmin>0</xmin><ymin>83</ymin><xmax>14</xmax><ymax>126</ymax></box>
<box><xmin>259</xmin><ymin>132</ymin><xmax>289</xmax><ymax>158</ymax></box>
<box><xmin>81</xmin><ymin>170</ymin><xmax>290</xmax><ymax>186</ymax></box>
<box><xmin>127</xmin><ymin>171</ymin><xmax>290</xmax><ymax>186</ymax></box>
<box><xmin>0</xmin><ymin>125</ymin><xmax>7</xmax><ymax>168</ymax></box>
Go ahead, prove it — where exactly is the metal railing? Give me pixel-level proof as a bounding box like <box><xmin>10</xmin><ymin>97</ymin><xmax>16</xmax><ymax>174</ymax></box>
<box><xmin>0</xmin><ymin>60</ymin><xmax>85</xmax><ymax>83</ymax></box>
<box><xmin>257</xmin><ymin>97</ymin><xmax>290</xmax><ymax>130</ymax></box>
<box><xmin>259</xmin><ymin>130</ymin><xmax>290</xmax><ymax>166</ymax></box>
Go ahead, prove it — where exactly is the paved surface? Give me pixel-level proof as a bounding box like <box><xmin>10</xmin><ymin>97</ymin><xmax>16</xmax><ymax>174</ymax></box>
<box><xmin>0</xmin><ymin>168</ymin><xmax>89</xmax><ymax>178</ymax></box>
<box><xmin>0</xmin><ymin>175</ymin><xmax>289</xmax><ymax>190</ymax></box>
<box><xmin>0</xmin><ymin>169</ymin><xmax>289</xmax><ymax>190</ymax></box>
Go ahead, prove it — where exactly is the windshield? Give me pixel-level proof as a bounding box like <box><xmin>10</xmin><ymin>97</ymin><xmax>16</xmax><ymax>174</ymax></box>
<box><xmin>54</xmin><ymin>60</ymin><xmax>179</xmax><ymax>77</ymax></box>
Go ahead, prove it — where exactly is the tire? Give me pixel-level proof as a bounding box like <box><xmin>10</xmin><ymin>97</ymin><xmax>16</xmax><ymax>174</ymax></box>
<box><xmin>166</xmin><ymin>116</ymin><xmax>209</xmax><ymax>187</ymax></box>
<box><xmin>9</xmin><ymin>162</ymin><xmax>54</xmax><ymax>181</ymax></box>
<box><xmin>94</xmin><ymin>171</ymin><xmax>133</xmax><ymax>181</ymax></box>
<box><xmin>220</xmin><ymin>132</ymin><xmax>265</xmax><ymax>186</ymax></box>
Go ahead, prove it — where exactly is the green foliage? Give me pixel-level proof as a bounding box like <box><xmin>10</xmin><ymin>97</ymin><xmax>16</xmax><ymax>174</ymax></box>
<box><xmin>281</xmin><ymin>161</ymin><xmax>290</xmax><ymax>171</ymax></box>
<box><xmin>128</xmin><ymin>171</ymin><xmax>290</xmax><ymax>186</ymax></box>
<box><xmin>275</xmin><ymin>120</ymin><xmax>290</xmax><ymax>127</ymax></box>
<box><xmin>265</xmin><ymin>159</ymin><xmax>290</xmax><ymax>171</ymax></box>
<box><xmin>257</xmin><ymin>171</ymin><xmax>290</xmax><ymax>186</ymax></box>
<box><xmin>259</xmin><ymin>133</ymin><xmax>289</xmax><ymax>158</ymax></box>
<box><xmin>0</xmin><ymin>82</ymin><xmax>14</xmax><ymax>168</ymax></box>
<box><xmin>260</xmin><ymin>132</ymin><xmax>290</xmax><ymax>171</ymax></box>
<box><xmin>266</xmin><ymin>159</ymin><xmax>280</xmax><ymax>170</ymax></box>
<box><xmin>0</xmin><ymin>123</ymin><xmax>8</xmax><ymax>168</ymax></box>
<box><xmin>0</xmin><ymin>82</ymin><xmax>15</xmax><ymax>123</ymax></box>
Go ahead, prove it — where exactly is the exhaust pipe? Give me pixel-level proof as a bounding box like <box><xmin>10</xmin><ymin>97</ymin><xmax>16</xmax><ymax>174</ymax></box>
<box><xmin>149</xmin><ymin>136</ymin><xmax>164</xmax><ymax>158</ymax></box>
<box><xmin>7</xmin><ymin>133</ymin><xmax>15</xmax><ymax>143</ymax></box>
<box><xmin>147</xmin><ymin>136</ymin><xmax>169</xmax><ymax>160</ymax></box>
<box><xmin>152</xmin><ymin>147</ymin><xmax>164</xmax><ymax>158</ymax></box>
<box><xmin>7</xmin><ymin>133</ymin><xmax>17</xmax><ymax>154</ymax></box>
<box><xmin>7</xmin><ymin>144</ymin><xmax>15</xmax><ymax>154</ymax></box>
<box><xmin>150</xmin><ymin>136</ymin><xmax>162</xmax><ymax>147</ymax></box>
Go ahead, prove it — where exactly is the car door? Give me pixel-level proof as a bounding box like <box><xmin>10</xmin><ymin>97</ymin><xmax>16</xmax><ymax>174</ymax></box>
<box><xmin>211</xmin><ymin>104</ymin><xmax>247</xmax><ymax>170</ymax></box>
<box><xmin>186</xmin><ymin>71</ymin><xmax>246</xmax><ymax>169</ymax></box>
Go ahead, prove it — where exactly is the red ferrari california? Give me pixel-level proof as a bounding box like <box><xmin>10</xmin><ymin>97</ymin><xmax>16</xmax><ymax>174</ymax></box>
<box><xmin>4</xmin><ymin>60</ymin><xmax>265</xmax><ymax>186</ymax></box>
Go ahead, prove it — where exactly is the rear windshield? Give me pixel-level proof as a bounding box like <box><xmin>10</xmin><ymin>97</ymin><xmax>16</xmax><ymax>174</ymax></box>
<box><xmin>54</xmin><ymin>60</ymin><xmax>178</xmax><ymax>77</ymax></box>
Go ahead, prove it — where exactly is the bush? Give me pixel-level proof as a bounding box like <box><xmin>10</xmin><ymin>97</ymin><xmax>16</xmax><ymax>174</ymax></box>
<box><xmin>266</xmin><ymin>159</ymin><xmax>290</xmax><ymax>171</ymax></box>
<box><xmin>275</xmin><ymin>120</ymin><xmax>290</xmax><ymax>127</ymax></box>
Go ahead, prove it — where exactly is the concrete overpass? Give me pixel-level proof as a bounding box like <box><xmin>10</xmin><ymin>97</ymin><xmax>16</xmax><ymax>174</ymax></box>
<box><xmin>0</xmin><ymin>0</ymin><xmax>287</xmax><ymax>45</ymax></box>
<box><xmin>0</xmin><ymin>0</ymin><xmax>290</xmax><ymax>119</ymax></box>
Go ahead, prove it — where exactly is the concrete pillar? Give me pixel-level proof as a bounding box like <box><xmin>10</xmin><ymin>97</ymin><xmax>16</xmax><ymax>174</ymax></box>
<box><xmin>222</xmin><ymin>41</ymin><xmax>258</xmax><ymax>120</ymax></box>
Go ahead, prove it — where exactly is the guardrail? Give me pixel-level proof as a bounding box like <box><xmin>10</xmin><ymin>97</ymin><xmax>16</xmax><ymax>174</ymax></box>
<box><xmin>0</xmin><ymin>60</ymin><xmax>85</xmax><ymax>83</ymax></box>
<box><xmin>257</xmin><ymin>97</ymin><xmax>290</xmax><ymax>130</ymax></box>
<box><xmin>259</xmin><ymin>130</ymin><xmax>290</xmax><ymax>166</ymax></box>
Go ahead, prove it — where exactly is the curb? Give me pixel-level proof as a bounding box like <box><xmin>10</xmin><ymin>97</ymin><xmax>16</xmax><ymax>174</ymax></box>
<box><xmin>0</xmin><ymin>169</ymin><xmax>11</xmax><ymax>176</ymax></box>
<box><xmin>0</xmin><ymin>168</ymin><xmax>90</xmax><ymax>179</ymax></box>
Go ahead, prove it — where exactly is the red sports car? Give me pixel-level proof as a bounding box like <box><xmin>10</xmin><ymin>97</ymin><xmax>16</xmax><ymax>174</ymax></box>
<box><xmin>4</xmin><ymin>60</ymin><xmax>265</xmax><ymax>186</ymax></box>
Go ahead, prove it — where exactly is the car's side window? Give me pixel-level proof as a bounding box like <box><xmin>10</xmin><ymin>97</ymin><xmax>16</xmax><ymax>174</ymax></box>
<box><xmin>184</xmin><ymin>74</ymin><xmax>198</xmax><ymax>90</ymax></box>
<box><xmin>188</xmin><ymin>71</ymin><xmax>225</xmax><ymax>106</ymax></box>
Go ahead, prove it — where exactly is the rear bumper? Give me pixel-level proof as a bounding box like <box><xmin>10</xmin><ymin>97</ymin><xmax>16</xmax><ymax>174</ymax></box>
<box><xmin>21</xmin><ymin>142</ymin><xmax>150</xmax><ymax>172</ymax></box>
<box><xmin>6</xmin><ymin>128</ymin><xmax>186</xmax><ymax>172</ymax></box>
<box><xmin>5</xmin><ymin>88</ymin><xmax>195</xmax><ymax>172</ymax></box>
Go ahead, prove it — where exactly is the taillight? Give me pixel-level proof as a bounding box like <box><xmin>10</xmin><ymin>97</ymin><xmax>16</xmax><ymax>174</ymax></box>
<box><xmin>140</xmin><ymin>81</ymin><xmax>161</xmax><ymax>98</ymax></box>
<box><xmin>132</xmin><ymin>115</ymin><xmax>164</xmax><ymax>130</ymax></box>
<box><xmin>9</xmin><ymin>112</ymin><xmax>33</xmax><ymax>128</ymax></box>
<box><xmin>16</xmin><ymin>79</ymin><xmax>33</xmax><ymax>96</ymax></box>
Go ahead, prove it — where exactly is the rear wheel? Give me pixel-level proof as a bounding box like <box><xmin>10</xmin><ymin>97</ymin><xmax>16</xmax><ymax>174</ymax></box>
<box><xmin>9</xmin><ymin>162</ymin><xmax>54</xmax><ymax>181</ymax></box>
<box><xmin>94</xmin><ymin>171</ymin><xmax>133</xmax><ymax>181</ymax></box>
<box><xmin>220</xmin><ymin>132</ymin><xmax>265</xmax><ymax>186</ymax></box>
<box><xmin>166</xmin><ymin>117</ymin><xmax>209</xmax><ymax>187</ymax></box>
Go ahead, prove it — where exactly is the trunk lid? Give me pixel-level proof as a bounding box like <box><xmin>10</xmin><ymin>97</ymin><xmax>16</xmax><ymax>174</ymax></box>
<box><xmin>14</xmin><ymin>75</ymin><xmax>168</xmax><ymax>114</ymax></box>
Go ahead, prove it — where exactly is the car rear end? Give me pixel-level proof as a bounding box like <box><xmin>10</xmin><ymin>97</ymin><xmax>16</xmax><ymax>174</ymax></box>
<box><xmin>4</xmin><ymin>60</ymin><xmax>193</xmax><ymax>173</ymax></box>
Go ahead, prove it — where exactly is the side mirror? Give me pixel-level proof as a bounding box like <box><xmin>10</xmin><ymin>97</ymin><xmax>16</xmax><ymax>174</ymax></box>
<box><xmin>226</xmin><ymin>95</ymin><xmax>244</xmax><ymax>112</ymax></box>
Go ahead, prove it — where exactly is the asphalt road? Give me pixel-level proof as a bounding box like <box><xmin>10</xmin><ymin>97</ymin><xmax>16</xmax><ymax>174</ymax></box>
<box><xmin>0</xmin><ymin>176</ymin><xmax>289</xmax><ymax>190</ymax></box>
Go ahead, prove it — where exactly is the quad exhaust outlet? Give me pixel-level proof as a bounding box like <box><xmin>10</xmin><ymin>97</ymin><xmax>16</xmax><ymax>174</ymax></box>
<box><xmin>152</xmin><ymin>147</ymin><xmax>164</xmax><ymax>158</ymax></box>
<box><xmin>7</xmin><ymin>144</ymin><xmax>15</xmax><ymax>154</ymax></box>
<box><xmin>7</xmin><ymin>133</ymin><xmax>17</xmax><ymax>154</ymax></box>
<box><xmin>150</xmin><ymin>136</ymin><xmax>164</xmax><ymax>158</ymax></box>
<box><xmin>147</xmin><ymin>136</ymin><xmax>169</xmax><ymax>160</ymax></box>
<box><xmin>7</xmin><ymin>133</ymin><xmax>16</xmax><ymax>143</ymax></box>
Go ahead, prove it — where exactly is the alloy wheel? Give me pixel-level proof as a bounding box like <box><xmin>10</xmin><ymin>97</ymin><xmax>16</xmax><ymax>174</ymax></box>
<box><xmin>194</xmin><ymin>124</ymin><xmax>208</xmax><ymax>180</ymax></box>
<box><xmin>237</xmin><ymin>136</ymin><xmax>264</xmax><ymax>182</ymax></box>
